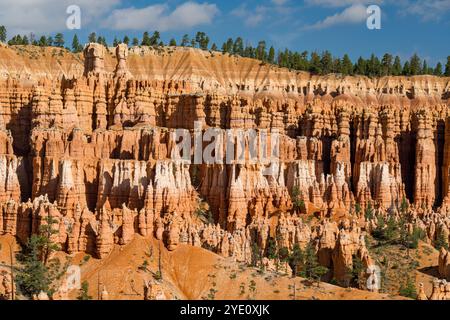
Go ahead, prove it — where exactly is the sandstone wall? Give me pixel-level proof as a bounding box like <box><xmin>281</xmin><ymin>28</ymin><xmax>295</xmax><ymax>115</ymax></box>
<box><xmin>0</xmin><ymin>43</ymin><xmax>449</xmax><ymax>283</ymax></box>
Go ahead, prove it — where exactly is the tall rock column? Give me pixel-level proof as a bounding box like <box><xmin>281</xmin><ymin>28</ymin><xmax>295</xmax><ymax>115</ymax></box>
<box><xmin>114</xmin><ymin>43</ymin><xmax>131</xmax><ymax>78</ymax></box>
<box><xmin>83</xmin><ymin>43</ymin><xmax>106</xmax><ymax>77</ymax></box>
<box><xmin>442</xmin><ymin>116</ymin><xmax>450</xmax><ymax>206</ymax></box>
<box><xmin>414</xmin><ymin>110</ymin><xmax>436</xmax><ymax>209</ymax></box>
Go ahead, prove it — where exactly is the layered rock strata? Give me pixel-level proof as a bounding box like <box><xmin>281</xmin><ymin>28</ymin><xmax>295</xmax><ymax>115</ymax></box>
<box><xmin>0</xmin><ymin>43</ymin><xmax>449</xmax><ymax>283</ymax></box>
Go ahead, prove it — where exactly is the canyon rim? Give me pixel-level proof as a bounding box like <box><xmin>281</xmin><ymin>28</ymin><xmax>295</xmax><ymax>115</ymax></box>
<box><xmin>0</xmin><ymin>33</ymin><xmax>449</xmax><ymax>303</ymax></box>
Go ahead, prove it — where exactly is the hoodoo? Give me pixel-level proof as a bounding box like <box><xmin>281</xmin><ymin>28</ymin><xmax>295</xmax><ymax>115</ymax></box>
<box><xmin>0</xmin><ymin>42</ymin><xmax>449</xmax><ymax>300</ymax></box>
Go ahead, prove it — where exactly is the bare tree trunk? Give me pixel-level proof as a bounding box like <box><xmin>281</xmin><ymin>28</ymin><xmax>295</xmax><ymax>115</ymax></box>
<box><xmin>9</xmin><ymin>241</ymin><xmax>15</xmax><ymax>300</ymax></box>
<box><xmin>293</xmin><ymin>281</ymin><xmax>296</xmax><ymax>300</ymax></box>
<box><xmin>97</xmin><ymin>272</ymin><xmax>100</xmax><ymax>300</ymax></box>
<box><xmin>158</xmin><ymin>242</ymin><xmax>163</xmax><ymax>280</ymax></box>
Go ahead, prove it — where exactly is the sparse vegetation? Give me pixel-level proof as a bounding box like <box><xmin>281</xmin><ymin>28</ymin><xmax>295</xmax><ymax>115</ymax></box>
<box><xmin>1</xmin><ymin>24</ymin><xmax>447</xmax><ymax>78</ymax></box>
<box><xmin>291</xmin><ymin>186</ymin><xmax>306</xmax><ymax>214</ymax></box>
<box><xmin>364</xmin><ymin>202</ymin><xmax>374</xmax><ymax>220</ymax></box>
<box><xmin>79</xmin><ymin>254</ymin><xmax>91</xmax><ymax>266</ymax></box>
<box><xmin>14</xmin><ymin>216</ymin><xmax>69</xmax><ymax>298</ymax></box>
<box><xmin>77</xmin><ymin>281</ymin><xmax>92</xmax><ymax>300</ymax></box>
<box><xmin>195</xmin><ymin>197</ymin><xmax>214</xmax><ymax>225</ymax></box>
<box><xmin>399</xmin><ymin>277</ymin><xmax>417</xmax><ymax>299</ymax></box>
<box><xmin>434</xmin><ymin>231</ymin><xmax>449</xmax><ymax>250</ymax></box>
<box><xmin>239</xmin><ymin>282</ymin><xmax>245</xmax><ymax>296</ymax></box>
<box><xmin>247</xmin><ymin>280</ymin><xmax>257</xmax><ymax>300</ymax></box>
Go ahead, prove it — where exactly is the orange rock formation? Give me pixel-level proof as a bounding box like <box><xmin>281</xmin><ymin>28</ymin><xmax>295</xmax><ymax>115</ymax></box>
<box><xmin>0</xmin><ymin>43</ymin><xmax>449</xmax><ymax>285</ymax></box>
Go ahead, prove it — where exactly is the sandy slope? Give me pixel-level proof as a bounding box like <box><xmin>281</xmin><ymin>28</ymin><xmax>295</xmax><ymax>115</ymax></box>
<box><xmin>64</xmin><ymin>235</ymin><xmax>406</xmax><ymax>300</ymax></box>
<box><xmin>0</xmin><ymin>234</ymin><xmax>411</xmax><ymax>300</ymax></box>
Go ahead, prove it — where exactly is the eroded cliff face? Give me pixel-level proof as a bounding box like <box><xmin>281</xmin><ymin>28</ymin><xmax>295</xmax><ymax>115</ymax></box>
<box><xmin>0</xmin><ymin>43</ymin><xmax>450</xmax><ymax>284</ymax></box>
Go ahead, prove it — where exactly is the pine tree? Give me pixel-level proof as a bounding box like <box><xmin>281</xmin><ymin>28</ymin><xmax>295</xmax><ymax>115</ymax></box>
<box><xmin>355</xmin><ymin>202</ymin><xmax>361</xmax><ymax>216</ymax></box>
<box><xmin>77</xmin><ymin>281</ymin><xmax>92</xmax><ymax>300</ymax></box>
<box><xmin>402</xmin><ymin>61</ymin><xmax>411</xmax><ymax>76</ymax></box>
<box><xmin>320</xmin><ymin>51</ymin><xmax>333</xmax><ymax>75</ymax></box>
<box><xmin>251</xmin><ymin>243</ymin><xmax>262</xmax><ymax>267</ymax></box>
<box><xmin>409</xmin><ymin>54</ymin><xmax>421</xmax><ymax>75</ymax></box>
<box><xmin>8</xmin><ymin>35</ymin><xmax>21</xmax><ymax>45</ymax></box>
<box><xmin>278</xmin><ymin>49</ymin><xmax>288</xmax><ymax>68</ymax></box>
<box><xmin>298</xmin><ymin>51</ymin><xmax>309</xmax><ymax>71</ymax></box>
<box><xmin>434</xmin><ymin>62</ymin><xmax>443</xmax><ymax>76</ymax></box>
<box><xmin>367</xmin><ymin>54</ymin><xmax>381</xmax><ymax>77</ymax></box>
<box><xmin>22</xmin><ymin>35</ymin><xmax>29</xmax><ymax>45</ymax></box>
<box><xmin>341</xmin><ymin>54</ymin><xmax>353</xmax><ymax>75</ymax></box>
<box><xmin>123</xmin><ymin>36</ymin><xmax>130</xmax><ymax>45</ymax></box>
<box><xmin>15</xmin><ymin>216</ymin><xmax>67</xmax><ymax>298</ymax></box>
<box><xmin>332</xmin><ymin>57</ymin><xmax>342</xmax><ymax>73</ymax></box>
<box><xmin>233</xmin><ymin>37</ymin><xmax>244</xmax><ymax>56</ymax></box>
<box><xmin>435</xmin><ymin>231</ymin><xmax>449</xmax><ymax>250</ymax></box>
<box><xmin>381</xmin><ymin>53</ymin><xmax>393</xmax><ymax>76</ymax></box>
<box><xmin>404</xmin><ymin>227</ymin><xmax>425</xmax><ymax>249</ymax></box>
<box><xmin>226</xmin><ymin>38</ymin><xmax>234</xmax><ymax>54</ymax></box>
<box><xmin>421</xmin><ymin>60</ymin><xmax>429</xmax><ymax>75</ymax></box>
<box><xmin>303</xmin><ymin>243</ymin><xmax>328</xmax><ymax>285</ymax></box>
<box><xmin>265</xmin><ymin>238</ymin><xmax>277</xmax><ymax>261</ymax></box>
<box><xmin>132</xmin><ymin>37</ymin><xmax>139</xmax><ymax>46</ymax></box>
<box><xmin>399</xmin><ymin>277</ymin><xmax>417</xmax><ymax>299</ymax></box>
<box><xmin>97</xmin><ymin>36</ymin><xmax>107</xmax><ymax>47</ymax></box>
<box><xmin>309</xmin><ymin>52</ymin><xmax>322</xmax><ymax>74</ymax></box>
<box><xmin>141</xmin><ymin>31</ymin><xmax>151</xmax><ymax>46</ymax></box>
<box><xmin>15</xmin><ymin>236</ymin><xmax>52</xmax><ymax>297</ymax></box>
<box><xmin>53</xmin><ymin>33</ymin><xmax>64</xmax><ymax>47</ymax></box>
<box><xmin>210</xmin><ymin>43</ymin><xmax>217</xmax><ymax>51</ymax></box>
<box><xmin>288</xmin><ymin>244</ymin><xmax>304</xmax><ymax>277</ymax></box>
<box><xmin>195</xmin><ymin>32</ymin><xmax>209</xmax><ymax>50</ymax></box>
<box><xmin>384</xmin><ymin>215</ymin><xmax>399</xmax><ymax>242</ymax></box>
<box><xmin>113</xmin><ymin>37</ymin><xmax>119</xmax><ymax>47</ymax></box>
<box><xmin>7</xmin><ymin>34</ymin><xmax>19</xmax><ymax>45</ymax></box>
<box><xmin>221</xmin><ymin>42</ymin><xmax>228</xmax><ymax>53</ymax></box>
<box><xmin>445</xmin><ymin>56</ymin><xmax>450</xmax><ymax>76</ymax></box>
<box><xmin>392</xmin><ymin>56</ymin><xmax>402</xmax><ymax>76</ymax></box>
<box><xmin>256</xmin><ymin>41</ymin><xmax>267</xmax><ymax>61</ymax></box>
<box><xmin>221</xmin><ymin>38</ymin><xmax>233</xmax><ymax>54</ymax></box>
<box><xmin>0</xmin><ymin>25</ymin><xmax>6</xmax><ymax>42</ymax></box>
<box><xmin>181</xmin><ymin>34</ymin><xmax>190</xmax><ymax>47</ymax></box>
<box><xmin>38</xmin><ymin>36</ymin><xmax>47</xmax><ymax>47</ymax></box>
<box><xmin>47</xmin><ymin>37</ymin><xmax>53</xmax><ymax>47</ymax></box>
<box><xmin>169</xmin><ymin>38</ymin><xmax>177</xmax><ymax>46</ymax></box>
<box><xmin>268</xmin><ymin>46</ymin><xmax>275</xmax><ymax>64</ymax></box>
<box><xmin>354</xmin><ymin>57</ymin><xmax>366</xmax><ymax>75</ymax></box>
<box><xmin>150</xmin><ymin>31</ymin><xmax>160</xmax><ymax>46</ymax></box>
<box><xmin>29</xmin><ymin>33</ymin><xmax>36</xmax><ymax>44</ymax></box>
<box><xmin>88</xmin><ymin>32</ymin><xmax>97</xmax><ymax>43</ymax></box>
<box><xmin>244</xmin><ymin>45</ymin><xmax>254</xmax><ymax>58</ymax></box>
<box><xmin>291</xmin><ymin>186</ymin><xmax>305</xmax><ymax>214</ymax></box>
<box><xmin>364</xmin><ymin>202</ymin><xmax>374</xmax><ymax>220</ymax></box>
<box><xmin>71</xmin><ymin>34</ymin><xmax>82</xmax><ymax>53</ymax></box>
<box><xmin>349</xmin><ymin>255</ymin><xmax>364</xmax><ymax>288</ymax></box>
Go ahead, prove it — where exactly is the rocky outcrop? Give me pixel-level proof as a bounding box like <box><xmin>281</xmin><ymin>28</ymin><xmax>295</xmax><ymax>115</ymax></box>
<box><xmin>0</xmin><ymin>43</ymin><xmax>449</xmax><ymax>289</ymax></box>
<box><xmin>422</xmin><ymin>279</ymin><xmax>450</xmax><ymax>300</ymax></box>
<box><xmin>84</xmin><ymin>43</ymin><xmax>106</xmax><ymax>77</ymax></box>
<box><xmin>439</xmin><ymin>248</ymin><xmax>450</xmax><ymax>280</ymax></box>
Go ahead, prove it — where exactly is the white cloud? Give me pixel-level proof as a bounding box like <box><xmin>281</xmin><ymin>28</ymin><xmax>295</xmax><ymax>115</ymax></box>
<box><xmin>305</xmin><ymin>3</ymin><xmax>368</xmax><ymax>29</ymax></box>
<box><xmin>271</xmin><ymin>0</ymin><xmax>289</xmax><ymax>5</ymax></box>
<box><xmin>305</xmin><ymin>0</ymin><xmax>381</xmax><ymax>7</ymax></box>
<box><xmin>101</xmin><ymin>1</ymin><xmax>219</xmax><ymax>31</ymax></box>
<box><xmin>402</xmin><ymin>0</ymin><xmax>450</xmax><ymax>21</ymax></box>
<box><xmin>231</xmin><ymin>4</ymin><xmax>269</xmax><ymax>27</ymax></box>
<box><xmin>0</xmin><ymin>0</ymin><xmax>120</xmax><ymax>34</ymax></box>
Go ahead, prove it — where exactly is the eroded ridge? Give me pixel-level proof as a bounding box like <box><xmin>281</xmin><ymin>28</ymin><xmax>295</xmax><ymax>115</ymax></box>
<box><xmin>0</xmin><ymin>43</ymin><xmax>449</xmax><ymax>285</ymax></box>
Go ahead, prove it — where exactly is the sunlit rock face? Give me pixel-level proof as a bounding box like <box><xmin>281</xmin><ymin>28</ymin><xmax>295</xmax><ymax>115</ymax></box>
<box><xmin>0</xmin><ymin>43</ymin><xmax>449</xmax><ymax>282</ymax></box>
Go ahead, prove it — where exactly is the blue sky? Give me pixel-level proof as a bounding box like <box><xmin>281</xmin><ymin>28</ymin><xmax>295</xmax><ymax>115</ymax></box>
<box><xmin>0</xmin><ymin>0</ymin><xmax>449</xmax><ymax>64</ymax></box>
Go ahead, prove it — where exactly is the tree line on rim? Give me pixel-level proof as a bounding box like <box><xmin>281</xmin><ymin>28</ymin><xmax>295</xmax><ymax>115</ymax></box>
<box><xmin>1</xmin><ymin>26</ymin><xmax>449</xmax><ymax>78</ymax></box>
